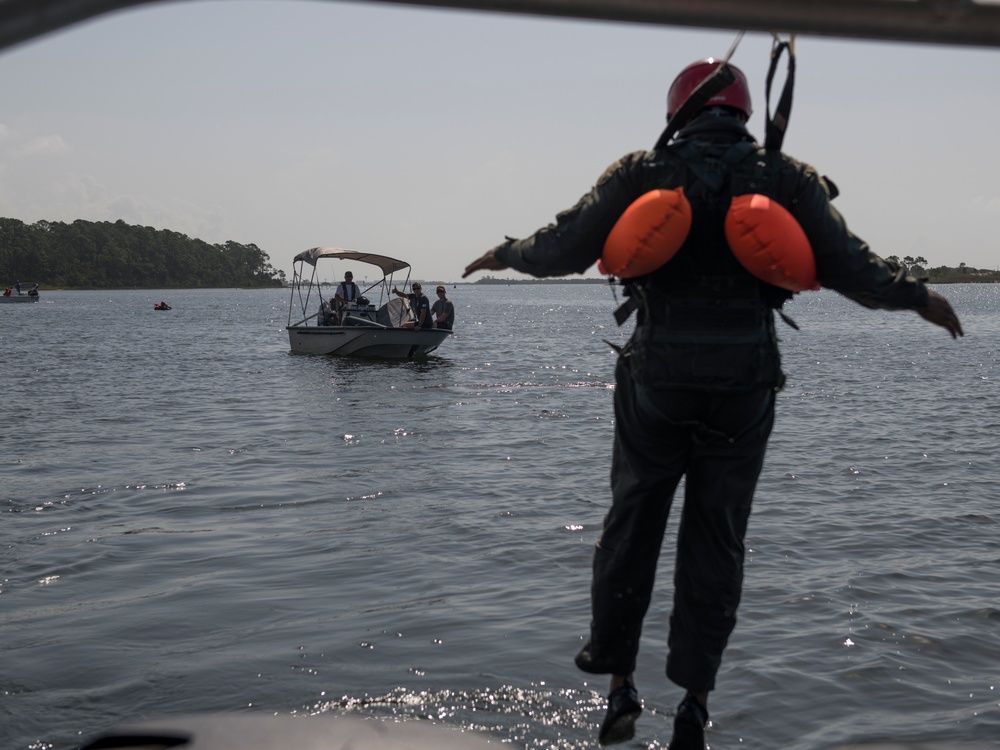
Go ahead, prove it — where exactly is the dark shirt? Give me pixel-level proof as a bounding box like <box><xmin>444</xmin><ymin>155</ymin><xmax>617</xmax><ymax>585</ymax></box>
<box><xmin>409</xmin><ymin>293</ymin><xmax>431</xmax><ymax>329</ymax></box>
<box><xmin>431</xmin><ymin>299</ymin><xmax>455</xmax><ymax>330</ymax></box>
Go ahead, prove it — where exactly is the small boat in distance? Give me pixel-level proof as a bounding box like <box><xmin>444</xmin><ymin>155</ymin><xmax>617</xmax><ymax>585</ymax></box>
<box><xmin>154</xmin><ymin>301</ymin><xmax>172</xmax><ymax>310</ymax></box>
<box><xmin>286</xmin><ymin>247</ymin><xmax>451</xmax><ymax>358</ymax></box>
<box><xmin>2</xmin><ymin>284</ymin><xmax>40</xmax><ymax>303</ymax></box>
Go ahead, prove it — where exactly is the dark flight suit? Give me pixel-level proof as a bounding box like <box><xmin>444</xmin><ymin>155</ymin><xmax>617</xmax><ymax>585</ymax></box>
<box><xmin>492</xmin><ymin>113</ymin><xmax>931</xmax><ymax>694</ymax></box>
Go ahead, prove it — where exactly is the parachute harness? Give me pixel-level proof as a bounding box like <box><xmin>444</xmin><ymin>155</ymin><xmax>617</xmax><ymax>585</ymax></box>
<box><xmin>608</xmin><ymin>32</ymin><xmax>801</xmax><ymax>329</ymax></box>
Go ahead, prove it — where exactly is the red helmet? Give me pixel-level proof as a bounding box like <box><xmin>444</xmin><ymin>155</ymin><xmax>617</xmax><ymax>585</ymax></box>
<box><xmin>666</xmin><ymin>58</ymin><xmax>752</xmax><ymax>122</ymax></box>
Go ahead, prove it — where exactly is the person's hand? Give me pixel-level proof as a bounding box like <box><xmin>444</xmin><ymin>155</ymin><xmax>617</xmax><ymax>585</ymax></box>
<box><xmin>918</xmin><ymin>290</ymin><xmax>964</xmax><ymax>339</ymax></box>
<box><xmin>463</xmin><ymin>248</ymin><xmax>509</xmax><ymax>278</ymax></box>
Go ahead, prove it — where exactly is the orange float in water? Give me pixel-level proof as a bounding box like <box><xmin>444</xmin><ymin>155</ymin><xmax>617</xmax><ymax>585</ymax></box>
<box><xmin>599</xmin><ymin>188</ymin><xmax>692</xmax><ymax>278</ymax></box>
<box><xmin>725</xmin><ymin>194</ymin><xmax>819</xmax><ymax>292</ymax></box>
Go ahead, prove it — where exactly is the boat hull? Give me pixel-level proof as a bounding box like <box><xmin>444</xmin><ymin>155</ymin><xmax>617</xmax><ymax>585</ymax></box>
<box><xmin>0</xmin><ymin>295</ymin><xmax>39</xmax><ymax>303</ymax></box>
<box><xmin>287</xmin><ymin>325</ymin><xmax>451</xmax><ymax>358</ymax></box>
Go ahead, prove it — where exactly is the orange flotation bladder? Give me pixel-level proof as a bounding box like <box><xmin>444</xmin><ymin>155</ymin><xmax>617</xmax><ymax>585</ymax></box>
<box><xmin>724</xmin><ymin>194</ymin><xmax>819</xmax><ymax>292</ymax></box>
<box><xmin>599</xmin><ymin>188</ymin><xmax>693</xmax><ymax>278</ymax></box>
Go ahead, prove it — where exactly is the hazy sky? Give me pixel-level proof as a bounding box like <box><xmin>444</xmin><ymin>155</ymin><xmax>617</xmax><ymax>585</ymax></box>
<box><xmin>1</xmin><ymin>0</ymin><xmax>997</xmax><ymax>283</ymax></box>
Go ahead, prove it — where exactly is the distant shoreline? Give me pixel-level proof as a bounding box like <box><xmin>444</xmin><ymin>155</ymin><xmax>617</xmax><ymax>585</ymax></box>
<box><xmin>26</xmin><ymin>277</ymin><xmax>998</xmax><ymax>291</ymax></box>
<box><xmin>22</xmin><ymin>273</ymin><xmax>1000</xmax><ymax>292</ymax></box>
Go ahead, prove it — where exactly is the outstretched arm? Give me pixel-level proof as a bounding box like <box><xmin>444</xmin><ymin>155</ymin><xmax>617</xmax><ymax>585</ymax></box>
<box><xmin>918</xmin><ymin>290</ymin><xmax>964</xmax><ymax>339</ymax></box>
<box><xmin>463</xmin><ymin>248</ymin><xmax>508</xmax><ymax>278</ymax></box>
<box><xmin>463</xmin><ymin>154</ymin><xmax>647</xmax><ymax>280</ymax></box>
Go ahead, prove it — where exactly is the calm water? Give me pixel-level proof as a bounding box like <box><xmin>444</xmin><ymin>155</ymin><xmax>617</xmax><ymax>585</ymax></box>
<box><xmin>2</xmin><ymin>284</ymin><xmax>998</xmax><ymax>750</ymax></box>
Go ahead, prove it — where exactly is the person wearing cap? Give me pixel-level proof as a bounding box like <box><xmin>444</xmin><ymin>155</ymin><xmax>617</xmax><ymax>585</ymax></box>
<box><xmin>392</xmin><ymin>283</ymin><xmax>431</xmax><ymax>330</ymax></box>
<box><xmin>431</xmin><ymin>285</ymin><xmax>454</xmax><ymax>331</ymax></box>
<box><xmin>463</xmin><ymin>57</ymin><xmax>961</xmax><ymax>748</ymax></box>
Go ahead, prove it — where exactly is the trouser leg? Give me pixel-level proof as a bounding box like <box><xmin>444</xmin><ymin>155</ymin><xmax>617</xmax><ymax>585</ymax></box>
<box><xmin>579</xmin><ymin>360</ymin><xmax>689</xmax><ymax>675</ymax></box>
<box><xmin>666</xmin><ymin>389</ymin><xmax>774</xmax><ymax>693</ymax></box>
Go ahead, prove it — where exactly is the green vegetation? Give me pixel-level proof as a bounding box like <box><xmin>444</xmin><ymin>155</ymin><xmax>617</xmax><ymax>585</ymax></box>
<box><xmin>925</xmin><ymin>265</ymin><xmax>1000</xmax><ymax>283</ymax></box>
<box><xmin>3</xmin><ymin>217</ymin><xmax>993</xmax><ymax>289</ymax></box>
<box><xmin>885</xmin><ymin>255</ymin><xmax>1000</xmax><ymax>283</ymax></box>
<box><xmin>0</xmin><ymin>217</ymin><xmax>285</xmax><ymax>289</ymax></box>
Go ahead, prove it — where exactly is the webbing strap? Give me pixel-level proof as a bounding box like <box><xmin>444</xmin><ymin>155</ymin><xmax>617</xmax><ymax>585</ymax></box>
<box><xmin>764</xmin><ymin>37</ymin><xmax>796</xmax><ymax>152</ymax></box>
<box><xmin>613</xmin><ymin>294</ymin><xmax>639</xmax><ymax>326</ymax></box>
<box><xmin>654</xmin><ymin>31</ymin><xmax>746</xmax><ymax>150</ymax></box>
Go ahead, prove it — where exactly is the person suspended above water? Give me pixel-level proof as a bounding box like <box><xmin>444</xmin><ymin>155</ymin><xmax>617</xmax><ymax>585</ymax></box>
<box><xmin>464</xmin><ymin>51</ymin><xmax>961</xmax><ymax>749</ymax></box>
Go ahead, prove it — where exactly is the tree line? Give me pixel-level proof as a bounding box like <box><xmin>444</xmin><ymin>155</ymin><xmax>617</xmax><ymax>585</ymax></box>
<box><xmin>885</xmin><ymin>255</ymin><xmax>1000</xmax><ymax>283</ymax></box>
<box><xmin>0</xmin><ymin>217</ymin><xmax>286</xmax><ymax>289</ymax></box>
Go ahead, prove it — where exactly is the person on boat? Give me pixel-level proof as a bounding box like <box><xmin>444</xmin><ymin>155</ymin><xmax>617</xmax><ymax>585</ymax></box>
<box><xmin>14</xmin><ymin>280</ymin><xmax>21</xmax><ymax>295</ymax></box>
<box><xmin>463</xmin><ymin>57</ymin><xmax>962</xmax><ymax>749</ymax></box>
<box><xmin>392</xmin><ymin>283</ymin><xmax>431</xmax><ymax>329</ymax></box>
<box><xmin>318</xmin><ymin>298</ymin><xmax>336</xmax><ymax>325</ymax></box>
<box><xmin>28</xmin><ymin>284</ymin><xmax>39</xmax><ymax>297</ymax></box>
<box><xmin>334</xmin><ymin>271</ymin><xmax>360</xmax><ymax>309</ymax></box>
<box><xmin>431</xmin><ymin>285</ymin><xmax>454</xmax><ymax>330</ymax></box>
<box><xmin>2</xmin><ymin>287</ymin><xmax>10</xmax><ymax>297</ymax></box>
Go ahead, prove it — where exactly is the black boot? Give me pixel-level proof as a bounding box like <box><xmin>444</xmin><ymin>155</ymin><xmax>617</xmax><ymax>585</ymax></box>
<box><xmin>668</xmin><ymin>695</ymin><xmax>708</xmax><ymax>750</ymax></box>
<box><xmin>598</xmin><ymin>683</ymin><xmax>642</xmax><ymax>746</ymax></box>
<box><xmin>575</xmin><ymin>640</ymin><xmax>615</xmax><ymax>674</ymax></box>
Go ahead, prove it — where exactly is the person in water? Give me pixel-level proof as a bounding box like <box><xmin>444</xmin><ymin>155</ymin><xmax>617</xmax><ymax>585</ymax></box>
<box><xmin>464</xmin><ymin>57</ymin><xmax>962</xmax><ymax>748</ymax></box>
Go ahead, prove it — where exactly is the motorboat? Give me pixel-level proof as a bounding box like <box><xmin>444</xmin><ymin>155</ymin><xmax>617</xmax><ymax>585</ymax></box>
<box><xmin>286</xmin><ymin>247</ymin><xmax>452</xmax><ymax>358</ymax></box>
<box><xmin>1</xmin><ymin>290</ymin><xmax>39</xmax><ymax>303</ymax></box>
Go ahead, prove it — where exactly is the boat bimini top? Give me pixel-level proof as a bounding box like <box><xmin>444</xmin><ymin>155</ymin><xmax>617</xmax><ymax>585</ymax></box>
<box><xmin>293</xmin><ymin>247</ymin><xmax>412</xmax><ymax>276</ymax></box>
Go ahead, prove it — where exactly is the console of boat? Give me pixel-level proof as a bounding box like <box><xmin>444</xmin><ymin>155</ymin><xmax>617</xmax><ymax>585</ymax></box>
<box><xmin>286</xmin><ymin>247</ymin><xmax>451</xmax><ymax>358</ymax></box>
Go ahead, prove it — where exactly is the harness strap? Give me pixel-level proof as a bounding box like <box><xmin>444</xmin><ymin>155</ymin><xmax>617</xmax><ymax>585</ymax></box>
<box><xmin>654</xmin><ymin>30</ymin><xmax>746</xmax><ymax>149</ymax></box>
<box><xmin>611</xmin><ymin>141</ymin><xmax>759</xmax><ymax>328</ymax></box>
<box><xmin>764</xmin><ymin>37</ymin><xmax>796</xmax><ymax>152</ymax></box>
<box><xmin>654</xmin><ymin>63</ymin><xmax>737</xmax><ymax>150</ymax></box>
<box><xmin>613</xmin><ymin>295</ymin><xmax>638</xmax><ymax>326</ymax></box>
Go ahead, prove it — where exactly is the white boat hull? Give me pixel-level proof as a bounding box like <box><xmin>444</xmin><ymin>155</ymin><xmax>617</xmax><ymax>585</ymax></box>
<box><xmin>287</xmin><ymin>325</ymin><xmax>451</xmax><ymax>358</ymax></box>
